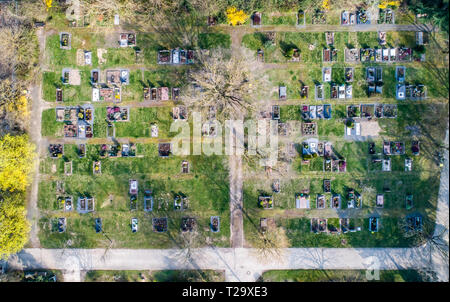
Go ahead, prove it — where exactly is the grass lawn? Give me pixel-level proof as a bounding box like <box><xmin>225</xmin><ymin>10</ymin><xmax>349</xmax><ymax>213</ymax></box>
<box><xmin>38</xmin><ymin>148</ymin><xmax>230</xmax><ymax>248</ymax></box>
<box><xmin>0</xmin><ymin>270</ymin><xmax>63</xmax><ymax>282</ymax></box>
<box><xmin>84</xmin><ymin>270</ymin><xmax>225</xmax><ymax>282</ymax></box>
<box><xmin>259</xmin><ymin>269</ymin><xmax>427</xmax><ymax>282</ymax></box>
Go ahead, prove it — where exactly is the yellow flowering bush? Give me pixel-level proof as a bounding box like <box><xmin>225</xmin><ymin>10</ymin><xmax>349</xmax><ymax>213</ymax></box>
<box><xmin>44</xmin><ymin>0</ymin><xmax>52</xmax><ymax>11</ymax></box>
<box><xmin>226</xmin><ymin>6</ymin><xmax>248</xmax><ymax>26</ymax></box>
<box><xmin>321</xmin><ymin>0</ymin><xmax>331</xmax><ymax>11</ymax></box>
<box><xmin>379</xmin><ymin>0</ymin><xmax>401</xmax><ymax>9</ymax></box>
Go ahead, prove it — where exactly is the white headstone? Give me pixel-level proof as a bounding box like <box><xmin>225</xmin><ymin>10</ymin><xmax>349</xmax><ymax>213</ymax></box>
<box><xmin>114</xmin><ymin>15</ymin><xmax>120</xmax><ymax>25</ymax></box>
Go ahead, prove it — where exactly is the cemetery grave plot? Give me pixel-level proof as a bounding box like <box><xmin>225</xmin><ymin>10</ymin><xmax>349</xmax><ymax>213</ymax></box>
<box><xmin>172</xmin><ymin>106</ymin><xmax>188</xmax><ymax>120</ymax></box>
<box><xmin>302</xmin><ymin>122</ymin><xmax>318</xmax><ymax>136</ymax></box>
<box><xmin>93</xmin><ymin>161</ymin><xmax>101</xmax><ymax>174</ymax></box>
<box><xmin>77</xmin><ymin>197</ymin><xmax>95</xmax><ymax>213</ymax></box>
<box><xmin>405</xmin><ymin>215</ymin><xmax>422</xmax><ymax>233</ymax></box>
<box><xmin>119</xmin><ymin>33</ymin><xmax>136</xmax><ymax>47</ymax></box>
<box><xmin>347</xmin><ymin>190</ymin><xmax>362</xmax><ymax>209</ymax></box>
<box><xmin>312</xmin><ymin>10</ymin><xmax>326</xmax><ymax>24</ymax></box>
<box><xmin>378</xmin><ymin>9</ymin><xmax>394</xmax><ymax>24</ymax></box>
<box><xmin>297</xmin><ymin>10</ymin><xmax>305</xmax><ymax>26</ymax></box>
<box><xmin>316</xmin><ymin>194</ymin><xmax>326</xmax><ymax>209</ymax></box>
<box><xmin>258</xmin><ymin>196</ymin><xmax>274</xmax><ymax>209</ymax></box>
<box><xmin>210</xmin><ymin>216</ymin><xmax>220</xmax><ymax>233</ymax></box>
<box><xmin>360</xmin><ymin>104</ymin><xmax>375</xmax><ymax>119</ymax></box>
<box><xmin>57</xmin><ymin>196</ymin><xmax>73</xmax><ymax>212</ymax></box>
<box><xmin>49</xmin><ymin>144</ymin><xmax>64</xmax><ymax>158</ymax></box>
<box><xmin>157</xmin><ymin>49</ymin><xmax>195</xmax><ymax>65</ymax></box>
<box><xmin>153</xmin><ymin>217</ymin><xmax>168</xmax><ymax>233</ymax></box>
<box><xmin>345</xmin><ymin>48</ymin><xmax>359</xmax><ymax>62</ymax></box>
<box><xmin>331</xmin><ymin>194</ymin><xmax>341</xmax><ymax>209</ymax></box>
<box><xmin>251</xmin><ymin>12</ymin><xmax>262</xmax><ymax>27</ymax></box>
<box><xmin>95</xmin><ymin>218</ymin><xmax>102</xmax><ymax>233</ymax></box>
<box><xmin>311</xmin><ymin>218</ymin><xmax>327</xmax><ymax>233</ymax></box>
<box><xmin>158</xmin><ymin>143</ymin><xmax>171</xmax><ymax>157</ymax></box>
<box><xmin>56</xmin><ymin>106</ymin><xmax>94</xmax><ymax>138</ymax></box>
<box><xmin>131</xmin><ymin>218</ymin><xmax>138</xmax><ymax>233</ymax></box>
<box><xmin>406</xmin><ymin>194</ymin><xmax>414</xmax><ymax>210</ymax></box>
<box><xmin>315</xmin><ymin>84</ymin><xmax>324</xmax><ymax>100</ymax></box>
<box><xmin>144</xmin><ymin>190</ymin><xmax>154</xmax><ymax>212</ymax></box>
<box><xmin>272</xmin><ymin>179</ymin><xmax>280</xmax><ymax>193</ymax></box>
<box><xmin>369</xmin><ymin>217</ymin><xmax>379</xmax><ymax>232</ymax></box>
<box><xmin>181</xmin><ymin>217</ymin><xmax>197</xmax><ymax>232</ymax></box>
<box><xmin>107</xmin><ymin>107</ymin><xmax>129</xmax><ymax>121</ymax></box>
<box><xmin>341</xmin><ymin>11</ymin><xmax>352</xmax><ymax>25</ymax></box>
<box><xmin>356</xmin><ymin>10</ymin><xmax>370</xmax><ymax>25</ymax></box>
<box><xmin>323</xmin><ymin>49</ymin><xmax>337</xmax><ymax>62</ymax></box>
<box><xmin>295</xmin><ymin>192</ymin><xmax>310</xmax><ymax>209</ymax></box>
<box><xmin>59</xmin><ymin>32</ymin><xmax>71</xmax><ymax>50</ymax></box>
<box><xmin>327</xmin><ymin>218</ymin><xmax>340</xmax><ymax>234</ymax></box>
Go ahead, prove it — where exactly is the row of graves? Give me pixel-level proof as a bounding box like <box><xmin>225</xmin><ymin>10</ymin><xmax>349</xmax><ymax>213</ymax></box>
<box><xmin>54</xmin><ymin>215</ymin><xmax>218</xmax><ymax>234</ymax></box>
<box><xmin>366</xmin><ymin>66</ymin><xmax>383</xmax><ymax>96</ymax></box>
<box><xmin>345</xmin><ymin>47</ymin><xmax>413</xmax><ymax>63</ymax></box>
<box><xmin>322</xmin><ymin>48</ymin><xmax>338</xmax><ymax>62</ymax></box>
<box><xmin>314</xmin><ymin>83</ymin><xmax>352</xmax><ymax>100</ymax></box>
<box><xmin>347</xmin><ymin>103</ymin><xmax>398</xmax><ymax>120</ymax></box>
<box><xmin>157</xmin><ymin>49</ymin><xmax>195</xmax><ymax>65</ymax></box>
<box><xmin>260</xmin><ymin>183</ymin><xmax>361</xmax><ymax>210</ymax></box>
<box><xmin>55</xmin><ymin>195</ymin><xmax>94</xmax><ymax>214</ymax></box>
<box><xmin>55</xmin><ymin>106</ymin><xmax>94</xmax><ymax>138</ymax></box>
<box><xmin>393</xmin><ymin>66</ymin><xmax>427</xmax><ymax>100</ymax></box>
<box><xmin>369</xmin><ymin>140</ymin><xmax>419</xmax><ymax>172</ymax></box>
<box><xmin>59</xmin><ymin>32</ymin><xmax>136</xmax><ymax>50</ymax></box>
<box><xmin>302</xmin><ymin>138</ymin><xmax>347</xmax><ymax>172</ymax></box>
<box><xmin>341</xmin><ymin>9</ymin><xmax>371</xmax><ymax>25</ymax></box>
<box><xmin>301</xmin><ymin>104</ymin><xmax>332</xmax><ymax>120</ymax></box>
<box><xmin>378</xmin><ymin>9</ymin><xmax>395</xmax><ymax>24</ymax></box>
<box><xmin>106</xmin><ymin>106</ymin><xmax>129</xmax><ymax>122</ymax></box>
<box><xmin>143</xmin><ymin>87</ymin><xmax>181</xmax><ymax>102</ymax></box>
<box><xmin>98</xmin><ymin>142</ymin><xmax>137</xmax><ymax>158</ymax></box>
<box><xmin>91</xmin><ymin>69</ymin><xmax>130</xmax><ymax>102</ymax></box>
<box><xmin>311</xmin><ymin>218</ymin><xmax>362</xmax><ymax>234</ymax></box>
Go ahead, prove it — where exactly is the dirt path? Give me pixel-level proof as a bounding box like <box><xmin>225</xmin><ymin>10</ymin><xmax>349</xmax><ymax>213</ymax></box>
<box><xmin>228</xmin><ymin>30</ymin><xmax>246</xmax><ymax>248</ymax></box>
<box><xmin>26</xmin><ymin>27</ymin><xmax>48</xmax><ymax>248</ymax></box>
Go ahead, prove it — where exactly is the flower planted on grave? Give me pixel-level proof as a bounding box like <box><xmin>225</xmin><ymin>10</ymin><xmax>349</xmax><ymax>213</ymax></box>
<box><xmin>346</xmin><ymin>119</ymin><xmax>354</xmax><ymax>128</ymax></box>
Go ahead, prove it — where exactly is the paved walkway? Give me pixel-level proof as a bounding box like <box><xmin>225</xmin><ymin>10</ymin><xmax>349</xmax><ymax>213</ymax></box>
<box><xmin>7</xmin><ymin>246</ymin><xmax>431</xmax><ymax>282</ymax></box>
<box><xmin>431</xmin><ymin>129</ymin><xmax>449</xmax><ymax>282</ymax></box>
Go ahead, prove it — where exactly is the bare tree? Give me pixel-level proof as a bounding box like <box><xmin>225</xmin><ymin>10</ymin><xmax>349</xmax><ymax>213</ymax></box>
<box><xmin>248</xmin><ymin>223</ymin><xmax>289</xmax><ymax>263</ymax></box>
<box><xmin>181</xmin><ymin>47</ymin><xmax>268</xmax><ymax>121</ymax></box>
<box><xmin>398</xmin><ymin>216</ymin><xmax>449</xmax><ymax>276</ymax></box>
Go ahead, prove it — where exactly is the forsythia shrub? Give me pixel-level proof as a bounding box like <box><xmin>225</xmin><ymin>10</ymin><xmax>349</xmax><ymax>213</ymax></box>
<box><xmin>321</xmin><ymin>0</ymin><xmax>331</xmax><ymax>11</ymax></box>
<box><xmin>226</xmin><ymin>6</ymin><xmax>248</xmax><ymax>26</ymax></box>
<box><xmin>0</xmin><ymin>194</ymin><xmax>30</xmax><ymax>260</ymax></box>
<box><xmin>0</xmin><ymin>134</ymin><xmax>35</xmax><ymax>192</ymax></box>
<box><xmin>379</xmin><ymin>0</ymin><xmax>401</xmax><ymax>9</ymax></box>
<box><xmin>7</xmin><ymin>95</ymin><xmax>30</xmax><ymax>119</ymax></box>
<box><xmin>44</xmin><ymin>0</ymin><xmax>52</xmax><ymax>10</ymax></box>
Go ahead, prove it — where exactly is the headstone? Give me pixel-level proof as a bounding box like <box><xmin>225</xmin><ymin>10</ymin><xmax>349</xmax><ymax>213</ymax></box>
<box><xmin>114</xmin><ymin>15</ymin><xmax>120</xmax><ymax>25</ymax></box>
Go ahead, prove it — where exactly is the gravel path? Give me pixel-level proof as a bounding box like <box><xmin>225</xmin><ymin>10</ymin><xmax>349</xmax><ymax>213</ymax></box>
<box><xmin>25</xmin><ymin>27</ymin><xmax>48</xmax><ymax>248</ymax></box>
